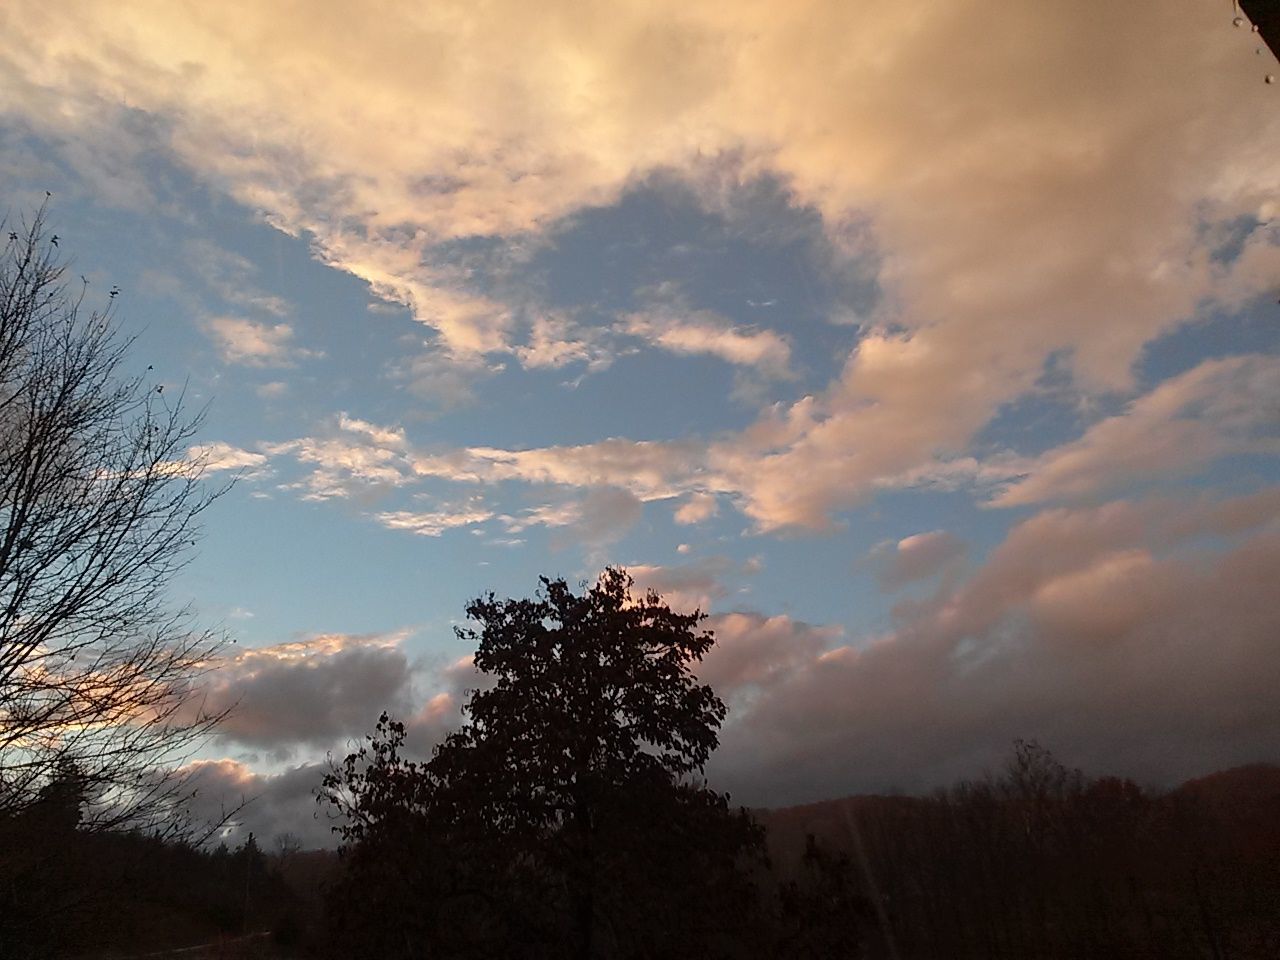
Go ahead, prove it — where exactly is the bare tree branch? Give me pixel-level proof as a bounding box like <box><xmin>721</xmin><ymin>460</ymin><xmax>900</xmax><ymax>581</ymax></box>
<box><xmin>0</xmin><ymin>202</ymin><xmax>228</xmax><ymax>836</ymax></box>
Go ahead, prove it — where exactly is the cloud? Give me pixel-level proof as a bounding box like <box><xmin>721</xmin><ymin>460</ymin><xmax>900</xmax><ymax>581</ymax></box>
<box><xmin>180</xmin><ymin>650</ymin><xmax>489</xmax><ymax>847</ymax></box>
<box><xmin>499</xmin><ymin>500</ymin><xmax>584</xmax><ymax>533</ymax></box>
<box><xmin>180</xmin><ymin>759</ymin><xmax>333</xmax><ymax>848</ymax></box>
<box><xmin>375</xmin><ymin>499</ymin><xmax>494</xmax><ymax>537</ymax></box>
<box><xmin>515</xmin><ymin>312</ymin><xmax>615</xmax><ymax>373</ymax></box>
<box><xmin>674</xmin><ymin>492</ymin><xmax>719</xmax><ymax>526</ymax></box>
<box><xmin>236</xmin><ymin>346</ymin><xmax>1278</xmax><ymax>538</ymax></box>
<box><xmin>628</xmin><ymin>556</ymin><xmax>736</xmax><ymax>613</ymax></box>
<box><xmin>336</xmin><ymin>413</ymin><xmax>406</xmax><ymax>449</ymax></box>
<box><xmin>189</xmin><ymin>441</ymin><xmax>269</xmax><ymax>475</ymax></box>
<box><xmin>573</xmin><ymin>487</ymin><xmax>644</xmax><ymax>546</ymax></box>
<box><xmin>870</xmin><ymin>529</ymin><xmax>967</xmax><ymax>591</ymax></box>
<box><xmin>626</xmin><ymin>554</ymin><xmax>768</xmax><ymax>613</ymax></box>
<box><xmin>710</xmin><ymin>489</ymin><xmax>1280</xmax><ymax>805</ymax></box>
<box><xmin>622</xmin><ymin>307</ymin><xmax>791</xmax><ymax>377</ymax></box>
<box><xmin>5</xmin><ymin>0</ymin><xmax>1274</xmax><ymax>478</ymax></box>
<box><xmin>414</xmin><ymin>438</ymin><xmax>705</xmax><ymax>501</ymax></box>
<box><xmin>700</xmin><ymin>331</ymin><xmax>1036</xmax><ymax>530</ymax></box>
<box><xmin>703</xmin><ymin>346</ymin><xmax>1280</xmax><ymax>530</ymax></box>
<box><xmin>184</xmin><ymin>238</ymin><xmax>291</xmax><ymax>318</ymax></box>
<box><xmin>203</xmin><ymin>316</ymin><xmax>316</xmax><ymax>367</ymax></box>
<box><xmin>700</xmin><ymin>613</ymin><xmax>840</xmax><ymax>695</ymax></box>
<box><xmin>261</xmin><ymin>415</ymin><xmax>414</xmax><ymax>500</ymax></box>
<box><xmin>250</xmin><ymin>422</ymin><xmax>699</xmax><ymax>543</ymax></box>
<box><xmin>401</xmin><ymin>653</ymin><xmax>480</xmax><ymax>752</ymax></box>
<box><xmin>992</xmin><ymin>355</ymin><xmax>1280</xmax><ymax>506</ymax></box>
<box><xmin>408</xmin><ymin>289</ymin><xmax>513</xmax><ymax>358</ymax></box>
<box><xmin>200</xmin><ymin>630</ymin><xmax>416</xmax><ymax>752</ymax></box>
<box><xmin>179</xmin><ymin>487</ymin><xmax>1280</xmax><ymax>829</ymax></box>
<box><xmin>493</xmin><ymin>489</ymin><xmax>645</xmax><ymax>545</ymax></box>
<box><xmin>392</xmin><ymin>347</ymin><xmax>499</xmax><ymax>408</ymax></box>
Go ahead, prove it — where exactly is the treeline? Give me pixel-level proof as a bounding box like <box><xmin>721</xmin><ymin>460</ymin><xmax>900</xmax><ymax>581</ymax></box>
<box><xmin>0</xmin><ymin>773</ymin><xmax>328</xmax><ymax>959</ymax></box>
<box><xmin>321</xmin><ymin>749</ymin><xmax>1280</xmax><ymax>959</ymax></box>
<box><xmin>2</xmin><ymin>749</ymin><xmax>1278</xmax><ymax>958</ymax></box>
<box><xmin>760</xmin><ymin>744</ymin><xmax>1280</xmax><ymax>959</ymax></box>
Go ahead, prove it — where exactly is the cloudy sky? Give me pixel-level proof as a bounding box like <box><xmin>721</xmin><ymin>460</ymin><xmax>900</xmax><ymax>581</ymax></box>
<box><xmin>2</xmin><ymin>0</ymin><xmax>1278</xmax><ymax>845</ymax></box>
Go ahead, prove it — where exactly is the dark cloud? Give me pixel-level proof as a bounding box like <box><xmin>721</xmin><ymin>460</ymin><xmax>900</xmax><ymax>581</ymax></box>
<box><xmin>182</xmin><ymin>759</ymin><xmax>334</xmax><ymax>849</ymax></box>
<box><xmin>181</xmin><ymin>649</ymin><xmax>483</xmax><ymax>850</ymax></box>
<box><xmin>201</xmin><ymin>631</ymin><xmax>415</xmax><ymax>752</ymax></box>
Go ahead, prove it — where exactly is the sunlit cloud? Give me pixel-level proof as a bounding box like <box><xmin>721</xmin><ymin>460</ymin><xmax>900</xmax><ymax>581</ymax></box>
<box><xmin>991</xmin><ymin>355</ymin><xmax>1280</xmax><ymax>506</ymax></box>
<box><xmin>5</xmin><ymin>0</ymin><xmax>1273</xmax><ymax>415</ymax></box>
<box><xmin>622</xmin><ymin>307</ymin><xmax>792</xmax><ymax>377</ymax></box>
<box><xmin>188</xmin><ymin>441</ymin><xmax>269</xmax><ymax>475</ymax></box>
<box><xmin>869</xmin><ymin>529</ymin><xmax>967</xmax><ymax>591</ymax></box>
<box><xmin>204</xmin><ymin>316</ymin><xmax>318</xmax><ymax>368</ymax></box>
<box><xmin>375</xmin><ymin>501</ymin><xmax>494</xmax><ymax>537</ymax></box>
<box><xmin>673</xmin><ymin>492</ymin><xmax>718</xmax><ymax>526</ymax></box>
<box><xmin>515</xmin><ymin>312</ymin><xmax>616</xmax><ymax>373</ymax></box>
<box><xmin>225</xmin><ymin>347</ymin><xmax>1279</xmax><ymax>535</ymax></box>
<box><xmin>413</xmin><ymin>439</ymin><xmax>706</xmax><ymax>501</ymax></box>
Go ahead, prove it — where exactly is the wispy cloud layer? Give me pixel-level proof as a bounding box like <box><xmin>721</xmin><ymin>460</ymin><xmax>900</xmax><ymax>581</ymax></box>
<box><xmin>229</xmin><ymin>352</ymin><xmax>1280</xmax><ymax>536</ymax></box>
<box><xmin>622</xmin><ymin>308</ymin><xmax>791</xmax><ymax>377</ymax></box>
<box><xmin>993</xmin><ymin>355</ymin><xmax>1280</xmax><ymax>506</ymax></box>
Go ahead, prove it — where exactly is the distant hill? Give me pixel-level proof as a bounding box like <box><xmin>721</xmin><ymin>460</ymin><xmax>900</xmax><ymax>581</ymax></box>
<box><xmin>755</xmin><ymin>763</ymin><xmax>1280</xmax><ymax>877</ymax></box>
<box><xmin>1172</xmin><ymin>763</ymin><xmax>1280</xmax><ymax>862</ymax></box>
<box><xmin>753</xmin><ymin>794</ymin><xmax>919</xmax><ymax>878</ymax></box>
<box><xmin>1174</xmin><ymin>762</ymin><xmax>1280</xmax><ymax>805</ymax></box>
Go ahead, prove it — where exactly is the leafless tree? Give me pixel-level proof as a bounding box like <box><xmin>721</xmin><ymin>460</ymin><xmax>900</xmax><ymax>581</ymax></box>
<box><xmin>0</xmin><ymin>202</ymin><xmax>227</xmax><ymax>835</ymax></box>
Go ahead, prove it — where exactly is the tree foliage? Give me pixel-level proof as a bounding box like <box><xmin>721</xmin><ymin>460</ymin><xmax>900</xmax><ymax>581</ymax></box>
<box><xmin>324</xmin><ymin>568</ymin><xmax>767</xmax><ymax>958</ymax></box>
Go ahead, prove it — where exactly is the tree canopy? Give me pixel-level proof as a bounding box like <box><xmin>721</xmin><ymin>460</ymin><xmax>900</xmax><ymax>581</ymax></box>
<box><xmin>323</xmin><ymin>568</ymin><xmax>767</xmax><ymax>959</ymax></box>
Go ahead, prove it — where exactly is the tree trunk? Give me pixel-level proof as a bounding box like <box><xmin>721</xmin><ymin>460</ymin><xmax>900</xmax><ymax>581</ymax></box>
<box><xmin>573</xmin><ymin>789</ymin><xmax>595</xmax><ymax>959</ymax></box>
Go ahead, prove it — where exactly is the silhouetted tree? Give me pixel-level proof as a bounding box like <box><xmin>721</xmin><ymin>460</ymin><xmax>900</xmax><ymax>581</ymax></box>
<box><xmin>324</xmin><ymin>568</ymin><xmax>767</xmax><ymax>958</ymax></box>
<box><xmin>775</xmin><ymin>833</ymin><xmax>872</xmax><ymax>958</ymax></box>
<box><xmin>0</xmin><ymin>202</ymin><xmax>226</xmax><ymax>834</ymax></box>
<box><xmin>0</xmin><ymin>760</ymin><xmax>90</xmax><ymax>956</ymax></box>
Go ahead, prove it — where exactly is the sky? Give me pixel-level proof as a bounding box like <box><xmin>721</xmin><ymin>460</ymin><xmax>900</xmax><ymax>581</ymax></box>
<box><xmin>1</xmin><ymin>0</ymin><xmax>1278</xmax><ymax>846</ymax></box>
